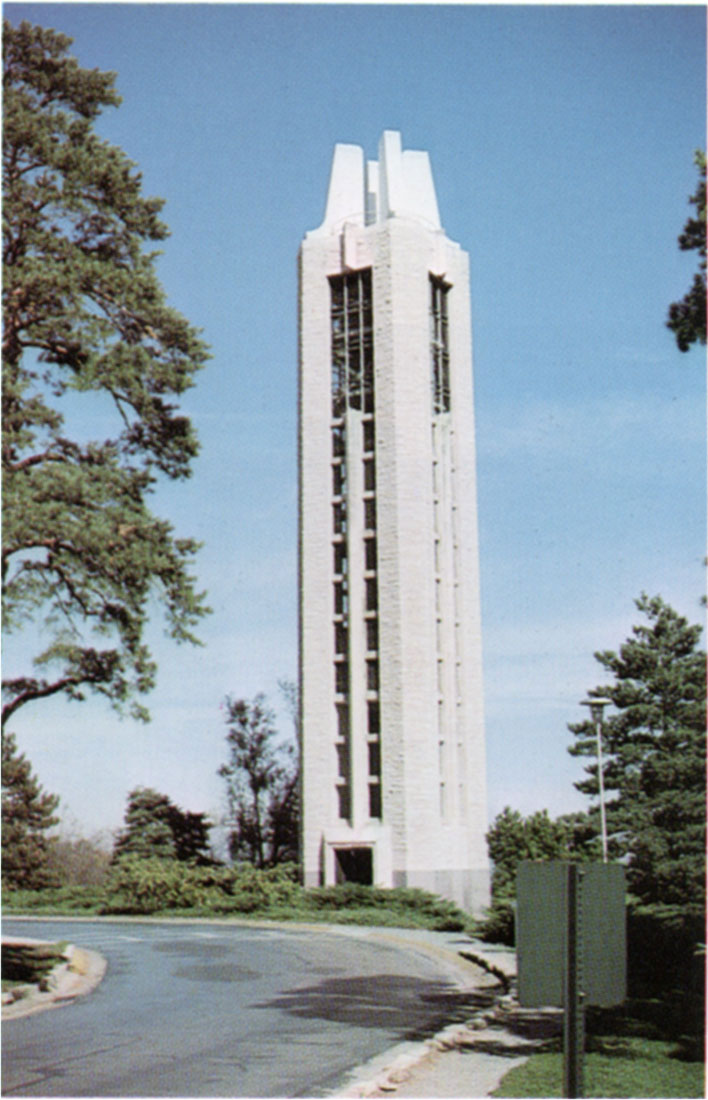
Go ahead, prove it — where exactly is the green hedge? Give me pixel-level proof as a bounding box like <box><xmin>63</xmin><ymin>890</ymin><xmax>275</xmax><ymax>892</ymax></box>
<box><xmin>1</xmin><ymin>884</ymin><xmax>105</xmax><ymax>913</ymax></box>
<box><xmin>3</xmin><ymin>860</ymin><xmax>472</xmax><ymax>931</ymax></box>
<box><xmin>101</xmin><ymin>859</ymin><xmax>301</xmax><ymax>914</ymax></box>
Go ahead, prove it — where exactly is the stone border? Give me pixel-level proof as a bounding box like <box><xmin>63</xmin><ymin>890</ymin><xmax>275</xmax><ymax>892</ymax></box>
<box><xmin>2</xmin><ymin>941</ymin><xmax>107</xmax><ymax>1020</ymax></box>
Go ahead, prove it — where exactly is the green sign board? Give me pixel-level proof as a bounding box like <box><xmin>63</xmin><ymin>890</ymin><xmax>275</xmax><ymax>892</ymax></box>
<box><xmin>517</xmin><ymin>861</ymin><xmax>626</xmax><ymax>1009</ymax></box>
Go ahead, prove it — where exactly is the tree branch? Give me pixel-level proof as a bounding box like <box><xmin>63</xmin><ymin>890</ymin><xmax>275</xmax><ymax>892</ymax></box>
<box><xmin>2</xmin><ymin>673</ymin><xmax>84</xmax><ymax>727</ymax></box>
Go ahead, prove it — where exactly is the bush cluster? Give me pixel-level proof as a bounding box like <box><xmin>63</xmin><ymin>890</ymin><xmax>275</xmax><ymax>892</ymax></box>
<box><xmin>3</xmin><ymin>860</ymin><xmax>472</xmax><ymax>932</ymax></box>
<box><xmin>101</xmin><ymin>858</ymin><xmax>301</xmax><ymax>915</ymax></box>
<box><xmin>305</xmin><ymin>883</ymin><xmax>469</xmax><ymax>930</ymax></box>
<box><xmin>1</xmin><ymin>884</ymin><xmax>106</xmax><ymax>914</ymax></box>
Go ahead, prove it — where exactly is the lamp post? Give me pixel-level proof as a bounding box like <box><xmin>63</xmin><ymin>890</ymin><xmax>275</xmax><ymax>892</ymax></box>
<box><xmin>580</xmin><ymin>697</ymin><xmax>611</xmax><ymax>863</ymax></box>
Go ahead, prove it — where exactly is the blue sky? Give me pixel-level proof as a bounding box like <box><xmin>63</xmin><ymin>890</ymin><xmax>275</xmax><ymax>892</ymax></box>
<box><xmin>4</xmin><ymin>3</ymin><xmax>706</xmax><ymax>851</ymax></box>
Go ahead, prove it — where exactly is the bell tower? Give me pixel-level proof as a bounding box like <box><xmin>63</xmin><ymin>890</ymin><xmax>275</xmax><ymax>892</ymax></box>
<box><xmin>298</xmin><ymin>131</ymin><xmax>489</xmax><ymax>913</ymax></box>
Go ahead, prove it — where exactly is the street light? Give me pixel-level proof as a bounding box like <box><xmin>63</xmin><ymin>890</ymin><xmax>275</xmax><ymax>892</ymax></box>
<box><xmin>580</xmin><ymin>697</ymin><xmax>611</xmax><ymax>862</ymax></box>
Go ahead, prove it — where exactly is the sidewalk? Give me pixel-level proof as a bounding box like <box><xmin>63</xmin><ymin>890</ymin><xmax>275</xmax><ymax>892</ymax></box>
<box><xmin>335</xmin><ymin>936</ymin><xmax>561</xmax><ymax>1099</ymax></box>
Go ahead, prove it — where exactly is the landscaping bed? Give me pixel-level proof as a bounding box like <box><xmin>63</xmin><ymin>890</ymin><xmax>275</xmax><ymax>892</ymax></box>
<box><xmin>1</xmin><ymin>940</ymin><xmax>72</xmax><ymax>1006</ymax></box>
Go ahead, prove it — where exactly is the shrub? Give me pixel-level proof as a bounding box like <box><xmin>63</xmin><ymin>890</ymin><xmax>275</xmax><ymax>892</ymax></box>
<box><xmin>102</xmin><ymin>857</ymin><xmax>221</xmax><ymax>914</ymax></box>
<box><xmin>101</xmin><ymin>857</ymin><xmax>302</xmax><ymax>915</ymax></box>
<box><xmin>2</xmin><ymin>884</ymin><xmax>105</xmax><ymax>912</ymax></box>
<box><xmin>476</xmin><ymin>898</ymin><xmax>515</xmax><ymax>945</ymax></box>
<box><xmin>208</xmin><ymin>863</ymin><xmax>300</xmax><ymax>913</ymax></box>
<box><xmin>626</xmin><ymin>905</ymin><xmax>705</xmax><ymax>1000</ymax></box>
<box><xmin>302</xmin><ymin>883</ymin><xmax>470</xmax><ymax>931</ymax></box>
<box><xmin>7</xmin><ymin>855</ymin><xmax>470</xmax><ymax>933</ymax></box>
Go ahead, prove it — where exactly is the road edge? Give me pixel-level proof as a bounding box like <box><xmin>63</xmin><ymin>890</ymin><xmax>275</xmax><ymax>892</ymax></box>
<box><xmin>2</xmin><ymin>942</ymin><xmax>107</xmax><ymax>1021</ymax></box>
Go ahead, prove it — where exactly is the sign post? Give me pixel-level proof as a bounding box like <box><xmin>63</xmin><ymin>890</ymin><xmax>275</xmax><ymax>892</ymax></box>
<box><xmin>563</xmin><ymin>863</ymin><xmax>584</xmax><ymax>1098</ymax></box>
<box><xmin>516</xmin><ymin>862</ymin><xmax>626</xmax><ymax>1099</ymax></box>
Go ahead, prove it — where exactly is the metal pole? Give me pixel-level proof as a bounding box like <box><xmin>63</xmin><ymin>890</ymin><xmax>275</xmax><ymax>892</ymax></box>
<box><xmin>563</xmin><ymin>863</ymin><xmax>585</xmax><ymax>1099</ymax></box>
<box><xmin>581</xmin><ymin>699</ymin><xmax>610</xmax><ymax>863</ymax></box>
<box><xmin>595</xmin><ymin>714</ymin><xmax>608</xmax><ymax>863</ymax></box>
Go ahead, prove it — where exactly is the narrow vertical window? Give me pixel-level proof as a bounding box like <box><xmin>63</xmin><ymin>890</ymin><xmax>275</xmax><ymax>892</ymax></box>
<box><xmin>329</xmin><ymin>269</ymin><xmax>376</xmax><ymax>827</ymax></box>
<box><xmin>330</xmin><ymin>269</ymin><xmax>374</xmax><ymax>414</ymax></box>
<box><xmin>430</xmin><ymin>276</ymin><xmax>451</xmax><ymax>414</ymax></box>
<box><xmin>332</xmin><ymin>462</ymin><xmax>345</xmax><ymax>496</ymax></box>
<box><xmin>336</xmin><ymin>703</ymin><xmax>349</xmax><ymax>739</ymax></box>
<box><xmin>334</xmin><ymin>581</ymin><xmax>348</xmax><ymax>615</ymax></box>
<box><xmin>333</xmin><ymin>502</ymin><xmax>347</xmax><ymax>535</ymax></box>
<box><xmin>337</xmin><ymin>786</ymin><xmax>351</xmax><ymax>820</ymax></box>
<box><xmin>336</xmin><ymin>740</ymin><xmax>350</xmax><ymax>779</ymax></box>
<box><xmin>333</xmin><ymin>541</ymin><xmax>347</xmax><ymax>575</ymax></box>
<box><xmin>335</xmin><ymin>660</ymin><xmax>349</xmax><ymax>695</ymax></box>
<box><xmin>332</xmin><ymin>424</ymin><xmax>346</xmax><ymax>457</ymax></box>
<box><xmin>334</xmin><ymin>622</ymin><xmax>348</xmax><ymax>654</ymax></box>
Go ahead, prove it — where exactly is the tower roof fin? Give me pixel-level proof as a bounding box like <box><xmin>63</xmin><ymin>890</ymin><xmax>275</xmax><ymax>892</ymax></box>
<box><xmin>316</xmin><ymin>131</ymin><xmax>441</xmax><ymax>233</ymax></box>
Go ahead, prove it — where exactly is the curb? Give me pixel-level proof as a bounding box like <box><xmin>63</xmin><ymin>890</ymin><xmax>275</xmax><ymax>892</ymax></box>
<box><xmin>2</xmin><ymin>941</ymin><xmax>107</xmax><ymax>1021</ymax></box>
<box><xmin>333</xmin><ymin>995</ymin><xmax>561</xmax><ymax>1098</ymax></box>
<box><xmin>331</xmin><ymin>938</ymin><xmax>514</xmax><ymax>1098</ymax></box>
<box><xmin>333</xmin><ymin>988</ymin><xmax>509</xmax><ymax>1098</ymax></box>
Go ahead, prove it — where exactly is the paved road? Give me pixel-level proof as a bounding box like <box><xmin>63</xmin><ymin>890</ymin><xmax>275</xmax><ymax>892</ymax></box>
<box><xmin>2</xmin><ymin>918</ymin><xmax>478</xmax><ymax>1097</ymax></box>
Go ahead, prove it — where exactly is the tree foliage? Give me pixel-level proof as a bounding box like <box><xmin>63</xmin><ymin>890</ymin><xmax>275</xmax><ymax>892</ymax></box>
<box><xmin>112</xmin><ymin>785</ymin><xmax>213</xmax><ymax>864</ymax></box>
<box><xmin>45</xmin><ymin>828</ymin><xmax>111</xmax><ymax>886</ymax></box>
<box><xmin>568</xmin><ymin>594</ymin><xmax>706</xmax><ymax>918</ymax></box>
<box><xmin>2</xmin><ymin>20</ymin><xmax>210</xmax><ymax>727</ymax></box>
<box><xmin>2</xmin><ymin>731</ymin><xmax>60</xmax><ymax>888</ymax></box>
<box><xmin>481</xmin><ymin>807</ymin><xmax>591</xmax><ymax>943</ymax></box>
<box><xmin>219</xmin><ymin>693</ymin><xmax>299</xmax><ymax>869</ymax></box>
<box><xmin>666</xmin><ymin>150</ymin><xmax>706</xmax><ymax>352</ymax></box>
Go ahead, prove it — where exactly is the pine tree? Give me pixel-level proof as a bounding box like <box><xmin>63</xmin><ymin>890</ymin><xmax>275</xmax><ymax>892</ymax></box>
<box><xmin>2</xmin><ymin>731</ymin><xmax>60</xmax><ymax>888</ymax></box>
<box><xmin>568</xmin><ymin>594</ymin><xmax>706</xmax><ymax>918</ymax></box>
<box><xmin>667</xmin><ymin>151</ymin><xmax>706</xmax><ymax>352</ymax></box>
<box><xmin>2</xmin><ymin>21</ymin><xmax>210</xmax><ymax>727</ymax></box>
<box><xmin>112</xmin><ymin>786</ymin><xmax>213</xmax><ymax>864</ymax></box>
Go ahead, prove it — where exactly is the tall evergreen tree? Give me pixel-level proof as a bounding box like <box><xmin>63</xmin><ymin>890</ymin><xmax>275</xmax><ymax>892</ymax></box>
<box><xmin>2</xmin><ymin>731</ymin><xmax>60</xmax><ymax>888</ymax></box>
<box><xmin>112</xmin><ymin>786</ymin><xmax>212</xmax><ymax>864</ymax></box>
<box><xmin>666</xmin><ymin>151</ymin><xmax>706</xmax><ymax>352</ymax></box>
<box><xmin>568</xmin><ymin>594</ymin><xmax>706</xmax><ymax>918</ymax></box>
<box><xmin>112</xmin><ymin>787</ymin><xmax>176</xmax><ymax>862</ymax></box>
<box><xmin>2</xmin><ymin>21</ymin><xmax>210</xmax><ymax>727</ymax></box>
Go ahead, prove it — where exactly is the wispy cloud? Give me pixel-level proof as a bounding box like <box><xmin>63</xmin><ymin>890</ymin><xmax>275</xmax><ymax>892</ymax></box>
<box><xmin>478</xmin><ymin>391</ymin><xmax>703</xmax><ymax>460</ymax></box>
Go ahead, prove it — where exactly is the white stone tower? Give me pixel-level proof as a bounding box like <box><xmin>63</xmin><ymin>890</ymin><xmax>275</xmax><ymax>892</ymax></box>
<box><xmin>298</xmin><ymin>131</ymin><xmax>489</xmax><ymax>913</ymax></box>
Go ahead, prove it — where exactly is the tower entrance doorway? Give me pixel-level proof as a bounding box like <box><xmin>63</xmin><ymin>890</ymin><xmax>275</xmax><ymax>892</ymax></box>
<box><xmin>334</xmin><ymin>846</ymin><xmax>373</xmax><ymax>885</ymax></box>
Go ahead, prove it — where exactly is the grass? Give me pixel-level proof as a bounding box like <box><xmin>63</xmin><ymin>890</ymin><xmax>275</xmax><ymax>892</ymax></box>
<box><xmin>493</xmin><ymin>994</ymin><xmax>705</xmax><ymax>1100</ymax></box>
<box><xmin>2</xmin><ymin>886</ymin><xmax>105</xmax><ymax>915</ymax></box>
<box><xmin>493</xmin><ymin>1038</ymin><xmax>704</xmax><ymax>1098</ymax></box>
